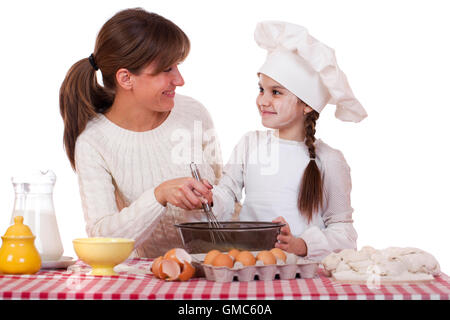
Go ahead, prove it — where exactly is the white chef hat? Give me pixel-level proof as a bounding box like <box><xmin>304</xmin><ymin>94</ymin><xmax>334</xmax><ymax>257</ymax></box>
<box><xmin>255</xmin><ymin>21</ymin><xmax>367</xmax><ymax>122</ymax></box>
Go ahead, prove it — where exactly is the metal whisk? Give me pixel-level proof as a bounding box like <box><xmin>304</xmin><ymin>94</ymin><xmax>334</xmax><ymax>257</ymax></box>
<box><xmin>190</xmin><ymin>162</ymin><xmax>226</xmax><ymax>243</ymax></box>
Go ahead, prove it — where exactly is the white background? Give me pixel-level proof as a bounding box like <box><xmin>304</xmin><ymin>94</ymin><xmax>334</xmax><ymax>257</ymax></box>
<box><xmin>0</xmin><ymin>0</ymin><xmax>449</xmax><ymax>271</ymax></box>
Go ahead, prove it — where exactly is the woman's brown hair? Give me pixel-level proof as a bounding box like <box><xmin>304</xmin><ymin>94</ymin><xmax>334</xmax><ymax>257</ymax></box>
<box><xmin>298</xmin><ymin>109</ymin><xmax>322</xmax><ymax>223</ymax></box>
<box><xmin>59</xmin><ymin>8</ymin><xmax>190</xmax><ymax>170</ymax></box>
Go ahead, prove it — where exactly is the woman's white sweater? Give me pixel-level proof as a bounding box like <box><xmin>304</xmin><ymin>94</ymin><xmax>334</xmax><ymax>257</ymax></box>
<box><xmin>74</xmin><ymin>94</ymin><xmax>222</xmax><ymax>258</ymax></box>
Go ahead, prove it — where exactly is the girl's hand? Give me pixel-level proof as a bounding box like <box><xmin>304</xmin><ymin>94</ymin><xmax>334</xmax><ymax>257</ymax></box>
<box><xmin>272</xmin><ymin>216</ymin><xmax>308</xmax><ymax>256</ymax></box>
<box><xmin>154</xmin><ymin>177</ymin><xmax>213</xmax><ymax>210</ymax></box>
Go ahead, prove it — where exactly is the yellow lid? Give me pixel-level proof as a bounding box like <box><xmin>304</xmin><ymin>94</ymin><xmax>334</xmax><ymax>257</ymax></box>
<box><xmin>3</xmin><ymin>216</ymin><xmax>35</xmax><ymax>238</ymax></box>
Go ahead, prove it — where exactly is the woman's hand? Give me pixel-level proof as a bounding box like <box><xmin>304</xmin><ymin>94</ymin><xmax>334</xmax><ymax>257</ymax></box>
<box><xmin>154</xmin><ymin>177</ymin><xmax>213</xmax><ymax>210</ymax></box>
<box><xmin>272</xmin><ymin>216</ymin><xmax>308</xmax><ymax>256</ymax></box>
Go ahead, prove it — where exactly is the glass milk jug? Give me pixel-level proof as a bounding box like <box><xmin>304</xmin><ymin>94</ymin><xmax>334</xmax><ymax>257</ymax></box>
<box><xmin>10</xmin><ymin>170</ymin><xmax>63</xmax><ymax>261</ymax></box>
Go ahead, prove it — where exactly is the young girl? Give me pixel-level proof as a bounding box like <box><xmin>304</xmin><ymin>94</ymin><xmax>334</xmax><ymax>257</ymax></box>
<box><xmin>211</xmin><ymin>21</ymin><xmax>368</xmax><ymax>262</ymax></box>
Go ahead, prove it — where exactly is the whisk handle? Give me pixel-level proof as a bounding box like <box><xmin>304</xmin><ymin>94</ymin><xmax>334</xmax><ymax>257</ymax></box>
<box><xmin>190</xmin><ymin>162</ymin><xmax>212</xmax><ymax>212</ymax></box>
<box><xmin>190</xmin><ymin>162</ymin><xmax>202</xmax><ymax>181</ymax></box>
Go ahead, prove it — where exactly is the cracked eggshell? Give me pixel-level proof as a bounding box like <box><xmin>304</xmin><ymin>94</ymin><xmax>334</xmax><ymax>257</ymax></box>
<box><xmin>178</xmin><ymin>261</ymin><xmax>196</xmax><ymax>281</ymax></box>
<box><xmin>151</xmin><ymin>256</ymin><xmax>164</xmax><ymax>278</ymax></box>
<box><xmin>160</xmin><ymin>259</ymin><xmax>181</xmax><ymax>281</ymax></box>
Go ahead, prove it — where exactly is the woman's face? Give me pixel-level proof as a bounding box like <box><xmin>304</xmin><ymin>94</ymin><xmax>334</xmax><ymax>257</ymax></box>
<box><xmin>256</xmin><ymin>74</ymin><xmax>306</xmax><ymax>130</ymax></box>
<box><xmin>130</xmin><ymin>61</ymin><xmax>185</xmax><ymax>112</ymax></box>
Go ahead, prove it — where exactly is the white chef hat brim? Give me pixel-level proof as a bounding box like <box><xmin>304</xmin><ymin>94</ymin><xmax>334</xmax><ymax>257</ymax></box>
<box><xmin>258</xmin><ymin>50</ymin><xmax>330</xmax><ymax>111</ymax></box>
<box><xmin>255</xmin><ymin>21</ymin><xmax>368</xmax><ymax>122</ymax></box>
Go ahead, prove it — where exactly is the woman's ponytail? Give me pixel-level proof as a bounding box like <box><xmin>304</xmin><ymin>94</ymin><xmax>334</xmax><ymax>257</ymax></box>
<box><xmin>59</xmin><ymin>57</ymin><xmax>113</xmax><ymax>170</ymax></box>
<box><xmin>298</xmin><ymin>110</ymin><xmax>322</xmax><ymax>223</ymax></box>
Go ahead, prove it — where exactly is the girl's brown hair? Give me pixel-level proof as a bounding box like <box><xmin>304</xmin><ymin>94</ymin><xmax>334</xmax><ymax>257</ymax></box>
<box><xmin>298</xmin><ymin>109</ymin><xmax>322</xmax><ymax>223</ymax></box>
<box><xmin>59</xmin><ymin>8</ymin><xmax>190</xmax><ymax>170</ymax></box>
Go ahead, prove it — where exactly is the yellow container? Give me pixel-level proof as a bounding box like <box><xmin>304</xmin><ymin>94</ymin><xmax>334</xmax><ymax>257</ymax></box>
<box><xmin>73</xmin><ymin>237</ymin><xmax>134</xmax><ymax>276</ymax></box>
<box><xmin>0</xmin><ymin>216</ymin><xmax>41</xmax><ymax>274</ymax></box>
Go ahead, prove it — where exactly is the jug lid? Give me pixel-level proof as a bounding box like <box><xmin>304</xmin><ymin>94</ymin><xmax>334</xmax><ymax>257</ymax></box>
<box><xmin>11</xmin><ymin>169</ymin><xmax>56</xmax><ymax>184</ymax></box>
<box><xmin>3</xmin><ymin>216</ymin><xmax>35</xmax><ymax>238</ymax></box>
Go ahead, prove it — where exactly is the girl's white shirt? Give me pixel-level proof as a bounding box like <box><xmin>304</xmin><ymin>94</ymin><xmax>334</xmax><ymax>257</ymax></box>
<box><xmin>212</xmin><ymin>130</ymin><xmax>357</xmax><ymax>261</ymax></box>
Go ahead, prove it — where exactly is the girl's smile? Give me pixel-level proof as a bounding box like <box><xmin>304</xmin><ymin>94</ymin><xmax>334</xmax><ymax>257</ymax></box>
<box><xmin>256</xmin><ymin>74</ymin><xmax>312</xmax><ymax>141</ymax></box>
<box><xmin>261</xmin><ymin>110</ymin><xmax>277</xmax><ymax>116</ymax></box>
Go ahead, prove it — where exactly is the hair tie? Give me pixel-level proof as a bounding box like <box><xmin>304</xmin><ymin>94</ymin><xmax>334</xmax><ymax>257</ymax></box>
<box><xmin>88</xmin><ymin>53</ymin><xmax>99</xmax><ymax>71</ymax></box>
<box><xmin>310</xmin><ymin>158</ymin><xmax>316</xmax><ymax>162</ymax></box>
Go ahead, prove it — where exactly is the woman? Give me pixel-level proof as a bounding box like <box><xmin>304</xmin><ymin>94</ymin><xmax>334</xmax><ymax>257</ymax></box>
<box><xmin>59</xmin><ymin>8</ymin><xmax>222</xmax><ymax>257</ymax></box>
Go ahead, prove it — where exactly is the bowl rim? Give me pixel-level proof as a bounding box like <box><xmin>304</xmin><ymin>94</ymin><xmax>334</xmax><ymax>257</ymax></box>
<box><xmin>72</xmin><ymin>237</ymin><xmax>135</xmax><ymax>244</ymax></box>
<box><xmin>174</xmin><ymin>221</ymin><xmax>286</xmax><ymax>231</ymax></box>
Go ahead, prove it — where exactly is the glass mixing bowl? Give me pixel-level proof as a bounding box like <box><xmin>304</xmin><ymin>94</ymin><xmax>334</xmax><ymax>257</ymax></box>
<box><xmin>174</xmin><ymin>221</ymin><xmax>285</xmax><ymax>254</ymax></box>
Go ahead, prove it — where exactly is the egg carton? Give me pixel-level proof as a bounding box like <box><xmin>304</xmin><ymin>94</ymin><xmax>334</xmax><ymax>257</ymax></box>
<box><xmin>191</xmin><ymin>251</ymin><xmax>319</xmax><ymax>282</ymax></box>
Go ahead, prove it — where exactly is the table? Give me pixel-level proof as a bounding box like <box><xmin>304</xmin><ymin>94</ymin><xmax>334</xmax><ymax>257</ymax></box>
<box><xmin>0</xmin><ymin>258</ymin><xmax>449</xmax><ymax>300</ymax></box>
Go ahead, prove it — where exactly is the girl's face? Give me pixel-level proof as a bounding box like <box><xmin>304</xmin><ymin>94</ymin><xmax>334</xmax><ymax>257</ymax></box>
<box><xmin>256</xmin><ymin>74</ymin><xmax>309</xmax><ymax>132</ymax></box>
<box><xmin>130</xmin><ymin>61</ymin><xmax>185</xmax><ymax>112</ymax></box>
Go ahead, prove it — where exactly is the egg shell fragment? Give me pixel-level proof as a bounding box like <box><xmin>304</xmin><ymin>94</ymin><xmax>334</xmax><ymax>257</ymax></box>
<box><xmin>178</xmin><ymin>261</ymin><xmax>196</xmax><ymax>281</ymax></box>
<box><xmin>164</xmin><ymin>248</ymin><xmax>192</xmax><ymax>266</ymax></box>
<box><xmin>160</xmin><ymin>259</ymin><xmax>181</xmax><ymax>281</ymax></box>
<box><xmin>152</xmin><ymin>249</ymin><xmax>196</xmax><ymax>281</ymax></box>
<box><xmin>151</xmin><ymin>256</ymin><xmax>164</xmax><ymax>279</ymax></box>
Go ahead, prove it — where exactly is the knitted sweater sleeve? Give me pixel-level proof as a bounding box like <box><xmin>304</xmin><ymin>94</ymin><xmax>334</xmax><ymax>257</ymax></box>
<box><xmin>300</xmin><ymin>150</ymin><xmax>358</xmax><ymax>261</ymax></box>
<box><xmin>74</xmin><ymin>138</ymin><xmax>167</xmax><ymax>247</ymax></box>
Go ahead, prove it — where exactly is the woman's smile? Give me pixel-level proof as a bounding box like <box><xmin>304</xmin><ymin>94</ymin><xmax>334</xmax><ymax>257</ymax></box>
<box><xmin>162</xmin><ymin>90</ymin><xmax>176</xmax><ymax>98</ymax></box>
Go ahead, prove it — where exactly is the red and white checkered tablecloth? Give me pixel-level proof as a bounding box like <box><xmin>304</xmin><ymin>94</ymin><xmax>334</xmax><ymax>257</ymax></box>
<box><xmin>0</xmin><ymin>258</ymin><xmax>449</xmax><ymax>300</ymax></box>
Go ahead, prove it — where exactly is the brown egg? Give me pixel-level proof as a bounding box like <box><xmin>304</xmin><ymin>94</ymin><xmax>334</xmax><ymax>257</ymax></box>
<box><xmin>204</xmin><ymin>249</ymin><xmax>221</xmax><ymax>265</ymax></box>
<box><xmin>256</xmin><ymin>250</ymin><xmax>277</xmax><ymax>265</ymax></box>
<box><xmin>235</xmin><ymin>251</ymin><xmax>256</xmax><ymax>266</ymax></box>
<box><xmin>228</xmin><ymin>248</ymin><xmax>240</xmax><ymax>260</ymax></box>
<box><xmin>270</xmin><ymin>248</ymin><xmax>287</xmax><ymax>262</ymax></box>
<box><xmin>212</xmin><ymin>253</ymin><xmax>234</xmax><ymax>268</ymax></box>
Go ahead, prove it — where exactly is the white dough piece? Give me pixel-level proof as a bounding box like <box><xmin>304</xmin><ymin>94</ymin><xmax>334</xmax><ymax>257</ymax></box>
<box><xmin>348</xmin><ymin>260</ymin><xmax>373</xmax><ymax>274</ymax></box>
<box><xmin>335</xmin><ymin>262</ymin><xmax>351</xmax><ymax>273</ymax></box>
<box><xmin>322</xmin><ymin>252</ymin><xmax>341</xmax><ymax>271</ymax></box>
<box><xmin>398</xmin><ymin>252</ymin><xmax>441</xmax><ymax>275</ymax></box>
<box><xmin>322</xmin><ymin>246</ymin><xmax>441</xmax><ymax>282</ymax></box>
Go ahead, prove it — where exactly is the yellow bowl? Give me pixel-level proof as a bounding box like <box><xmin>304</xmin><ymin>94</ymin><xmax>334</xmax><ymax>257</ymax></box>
<box><xmin>72</xmin><ymin>237</ymin><xmax>135</xmax><ymax>276</ymax></box>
